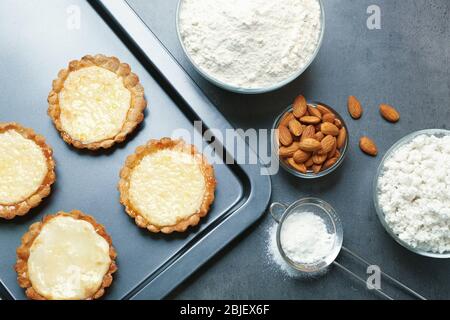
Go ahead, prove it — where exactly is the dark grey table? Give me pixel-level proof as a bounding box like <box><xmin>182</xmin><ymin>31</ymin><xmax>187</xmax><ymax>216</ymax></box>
<box><xmin>126</xmin><ymin>0</ymin><xmax>450</xmax><ymax>299</ymax></box>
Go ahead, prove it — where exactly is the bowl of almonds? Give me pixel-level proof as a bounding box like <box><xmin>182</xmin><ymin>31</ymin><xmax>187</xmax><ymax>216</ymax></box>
<box><xmin>273</xmin><ymin>96</ymin><xmax>349</xmax><ymax>178</ymax></box>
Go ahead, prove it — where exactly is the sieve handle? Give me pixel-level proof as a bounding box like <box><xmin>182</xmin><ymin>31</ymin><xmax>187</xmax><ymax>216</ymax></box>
<box><xmin>333</xmin><ymin>246</ymin><xmax>427</xmax><ymax>300</ymax></box>
<box><xmin>332</xmin><ymin>261</ymin><xmax>394</xmax><ymax>300</ymax></box>
<box><xmin>269</xmin><ymin>202</ymin><xmax>288</xmax><ymax>223</ymax></box>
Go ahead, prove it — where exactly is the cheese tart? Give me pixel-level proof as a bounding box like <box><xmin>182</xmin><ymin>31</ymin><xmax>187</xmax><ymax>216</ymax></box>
<box><xmin>0</xmin><ymin>123</ymin><xmax>55</xmax><ymax>220</ymax></box>
<box><xmin>15</xmin><ymin>210</ymin><xmax>117</xmax><ymax>300</ymax></box>
<box><xmin>48</xmin><ymin>54</ymin><xmax>147</xmax><ymax>150</ymax></box>
<box><xmin>118</xmin><ymin>138</ymin><xmax>216</xmax><ymax>234</ymax></box>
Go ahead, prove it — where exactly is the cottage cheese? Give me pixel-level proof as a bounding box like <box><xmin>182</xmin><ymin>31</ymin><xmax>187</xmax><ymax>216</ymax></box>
<box><xmin>178</xmin><ymin>0</ymin><xmax>322</xmax><ymax>89</ymax></box>
<box><xmin>378</xmin><ymin>134</ymin><xmax>450</xmax><ymax>253</ymax></box>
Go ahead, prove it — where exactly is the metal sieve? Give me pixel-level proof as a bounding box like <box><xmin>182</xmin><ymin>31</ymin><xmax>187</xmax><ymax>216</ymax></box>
<box><xmin>270</xmin><ymin>197</ymin><xmax>426</xmax><ymax>300</ymax></box>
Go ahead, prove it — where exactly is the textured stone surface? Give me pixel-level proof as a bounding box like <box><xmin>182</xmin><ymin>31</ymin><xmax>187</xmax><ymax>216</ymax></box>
<box><xmin>133</xmin><ymin>0</ymin><xmax>449</xmax><ymax>299</ymax></box>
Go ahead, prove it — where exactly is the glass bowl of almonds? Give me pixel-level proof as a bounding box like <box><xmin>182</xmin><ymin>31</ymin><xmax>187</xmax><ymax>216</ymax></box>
<box><xmin>272</xmin><ymin>97</ymin><xmax>349</xmax><ymax>179</ymax></box>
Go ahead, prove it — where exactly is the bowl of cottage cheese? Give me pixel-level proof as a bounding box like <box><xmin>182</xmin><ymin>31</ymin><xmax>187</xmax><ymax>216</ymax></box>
<box><xmin>374</xmin><ymin>129</ymin><xmax>450</xmax><ymax>258</ymax></box>
<box><xmin>176</xmin><ymin>0</ymin><xmax>324</xmax><ymax>94</ymax></box>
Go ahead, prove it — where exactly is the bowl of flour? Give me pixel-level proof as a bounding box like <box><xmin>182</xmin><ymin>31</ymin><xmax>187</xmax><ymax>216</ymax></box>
<box><xmin>177</xmin><ymin>0</ymin><xmax>325</xmax><ymax>94</ymax></box>
<box><xmin>374</xmin><ymin>129</ymin><xmax>450</xmax><ymax>258</ymax></box>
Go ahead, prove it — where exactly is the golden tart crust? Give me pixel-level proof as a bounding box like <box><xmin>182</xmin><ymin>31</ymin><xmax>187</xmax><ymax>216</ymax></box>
<box><xmin>118</xmin><ymin>138</ymin><xmax>216</xmax><ymax>234</ymax></box>
<box><xmin>0</xmin><ymin>123</ymin><xmax>55</xmax><ymax>220</ymax></box>
<box><xmin>15</xmin><ymin>210</ymin><xmax>117</xmax><ymax>300</ymax></box>
<box><xmin>48</xmin><ymin>54</ymin><xmax>147</xmax><ymax>150</ymax></box>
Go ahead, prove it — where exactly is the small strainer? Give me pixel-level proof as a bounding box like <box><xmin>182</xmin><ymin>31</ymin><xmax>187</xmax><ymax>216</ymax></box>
<box><xmin>270</xmin><ymin>197</ymin><xmax>426</xmax><ymax>300</ymax></box>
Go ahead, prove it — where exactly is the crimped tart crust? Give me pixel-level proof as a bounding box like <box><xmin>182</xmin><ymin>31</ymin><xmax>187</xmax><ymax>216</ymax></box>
<box><xmin>15</xmin><ymin>210</ymin><xmax>117</xmax><ymax>300</ymax></box>
<box><xmin>118</xmin><ymin>138</ymin><xmax>216</xmax><ymax>234</ymax></box>
<box><xmin>0</xmin><ymin>123</ymin><xmax>55</xmax><ymax>220</ymax></box>
<box><xmin>48</xmin><ymin>54</ymin><xmax>147</xmax><ymax>150</ymax></box>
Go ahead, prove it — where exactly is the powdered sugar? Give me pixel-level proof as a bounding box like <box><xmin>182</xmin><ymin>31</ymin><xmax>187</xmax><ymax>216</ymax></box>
<box><xmin>280</xmin><ymin>212</ymin><xmax>333</xmax><ymax>264</ymax></box>
<box><xmin>265</xmin><ymin>211</ymin><xmax>334</xmax><ymax>277</ymax></box>
<box><xmin>378</xmin><ymin>134</ymin><xmax>450</xmax><ymax>253</ymax></box>
<box><xmin>178</xmin><ymin>0</ymin><xmax>322</xmax><ymax>89</ymax></box>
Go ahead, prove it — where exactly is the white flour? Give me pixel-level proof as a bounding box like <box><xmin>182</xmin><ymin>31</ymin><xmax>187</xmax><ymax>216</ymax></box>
<box><xmin>378</xmin><ymin>134</ymin><xmax>450</xmax><ymax>253</ymax></box>
<box><xmin>179</xmin><ymin>0</ymin><xmax>322</xmax><ymax>89</ymax></box>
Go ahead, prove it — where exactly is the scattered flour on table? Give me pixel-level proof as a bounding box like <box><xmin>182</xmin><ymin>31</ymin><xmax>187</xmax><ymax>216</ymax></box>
<box><xmin>378</xmin><ymin>134</ymin><xmax>450</xmax><ymax>253</ymax></box>
<box><xmin>179</xmin><ymin>0</ymin><xmax>322</xmax><ymax>89</ymax></box>
<box><xmin>266</xmin><ymin>222</ymin><xmax>301</xmax><ymax>278</ymax></box>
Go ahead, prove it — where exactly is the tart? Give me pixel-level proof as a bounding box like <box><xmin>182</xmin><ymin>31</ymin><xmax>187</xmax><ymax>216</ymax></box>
<box><xmin>48</xmin><ymin>54</ymin><xmax>147</xmax><ymax>150</ymax></box>
<box><xmin>15</xmin><ymin>210</ymin><xmax>117</xmax><ymax>300</ymax></box>
<box><xmin>119</xmin><ymin>138</ymin><xmax>216</xmax><ymax>234</ymax></box>
<box><xmin>0</xmin><ymin>123</ymin><xmax>55</xmax><ymax>220</ymax></box>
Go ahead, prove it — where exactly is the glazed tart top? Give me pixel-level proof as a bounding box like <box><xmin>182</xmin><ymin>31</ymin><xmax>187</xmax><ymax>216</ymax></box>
<box><xmin>48</xmin><ymin>54</ymin><xmax>147</xmax><ymax>150</ymax></box>
<box><xmin>27</xmin><ymin>215</ymin><xmax>112</xmax><ymax>300</ymax></box>
<box><xmin>0</xmin><ymin>128</ymin><xmax>48</xmax><ymax>205</ymax></box>
<box><xmin>119</xmin><ymin>138</ymin><xmax>216</xmax><ymax>234</ymax></box>
<box><xmin>59</xmin><ymin>66</ymin><xmax>131</xmax><ymax>144</ymax></box>
<box><xmin>129</xmin><ymin>149</ymin><xmax>207</xmax><ymax>227</ymax></box>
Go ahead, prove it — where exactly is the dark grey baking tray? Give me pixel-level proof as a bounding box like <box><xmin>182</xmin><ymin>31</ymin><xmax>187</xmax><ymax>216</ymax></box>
<box><xmin>0</xmin><ymin>0</ymin><xmax>271</xmax><ymax>300</ymax></box>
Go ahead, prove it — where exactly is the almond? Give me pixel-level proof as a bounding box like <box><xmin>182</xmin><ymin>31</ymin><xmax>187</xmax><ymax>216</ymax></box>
<box><xmin>312</xmin><ymin>164</ymin><xmax>322</xmax><ymax>173</ymax></box>
<box><xmin>301</xmin><ymin>125</ymin><xmax>316</xmax><ymax>141</ymax></box>
<box><xmin>322</xmin><ymin>113</ymin><xmax>336</xmax><ymax>123</ymax></box>
<box><xmin>336</xmin><ymin>127</ymin><xmax>347</xmax><ymax>149</ymax></box>
<box><xmin>299</xmin><ymin>138</ymin><xmax>322</xmax><ymax>152</ymax></box>
<box><xmin>279</xmin><ymin>142</ymin><xmax>300</xmax><ymax>157</ymax></box>
<box><xmin>316</xmin><ymin>105</ymin><xmax>332</xmax><ymax>115</ymax></box>
<box><xmin>293</xmin><ymin>149</ymin><xmax>311</xmax><ymax>163</ymax></box>
<box><xmin>305</xmin><ymin>157</ymin><xmax>314</xmax><ymax>168</ymax></box>
<box><xmin>293</xmin><ymin>95</ymin><xmax>307</xmax><ymax>118</ymax></box>
<box><xmin>278</xmin><ymin>125</ymin><xmax>293</xmax><ymax>146</ymax></box>
<box><xmin>359</xmin><ymin>136</ymin><xmax>378</xmax><ymax>156</ymax></box>
<box><xmin>280</xmin><ymin>112</ymin><xmax>295</xmax><ymax>127</ymax></box>
<box><xmin>348</xmin><ymin>96</ymin><xmax>363</xmax><ymax>119</ymax></box>
<box><xmin>320</xmin><ymin>122</ymin><xmax>340</xmax><ymax>136</ymax></box>
<box><xmin>288</xmin><ymin>119</ymin><xmax>303</xmax><ymax>137</ymax></box>
<box><xmin>279</xmin><ymin>98</ymin><xmax>351</xmax><ymax>175</ymax></box>
<box><xmin>327</xmin><ymin>142</ymin><xmax>337</xmax><ymax>160</ymax></box>
<box><xmin>300</xmin><ymin>116</ymin><xmax>321</xmax><ymax>125</ymax></box>
<box><xmin>314</xmin><ymin>132</ymin><xmax>325</xmax><ymax>142</ymax></box>
<box><xmin>312</xmin><ymin>153</ymin><xmax>327</xmax><ymax>165</ymax></box>
<box><xmin>323</xmin><ymin>157</ymin><xmax>338</xmax><ymax>170</ymax></box>
<box><xmin>287</xmin><ymin>157</ymin><xmax>307</xmax><ymax>173</ymax></box>
<box><xmin>319</xmin><ymin>135</ymin><xmax>336</xmax><ymax>155</ymax></box>
<box><xmin>379</xmin><ymin>104</ymin><xmax>400</xmax><ymax>123</ymax></box>
<box><xmin>307</xmin><ymin>105</ymin><xmax>322</xmax><ymax>119</ymax></box>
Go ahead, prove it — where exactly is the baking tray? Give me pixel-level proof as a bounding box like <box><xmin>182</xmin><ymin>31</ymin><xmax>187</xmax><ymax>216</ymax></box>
<box><xmin>0</xmin><ymin>0</ymin><xmax>271</xmax><ymax>300</ymax></box>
